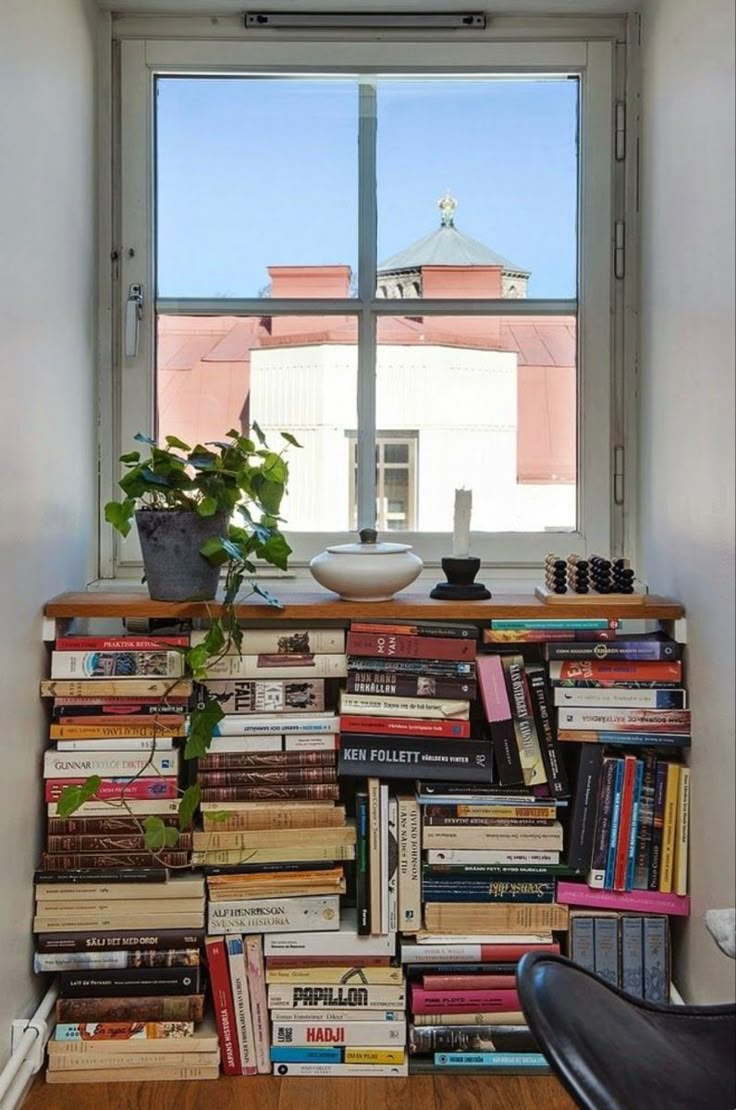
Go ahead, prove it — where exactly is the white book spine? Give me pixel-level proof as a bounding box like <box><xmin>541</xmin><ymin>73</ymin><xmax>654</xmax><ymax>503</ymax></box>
<box><xmin>245</xmin><ymin>936</ymin><xmax>271</xmax><ymax>1074</ymax></box>
<box><xmin>214</xmin><ymin>715</ymin><xmax>339</xmax><ymax>736</ymax></box>
<box><xmin>34</xmin><ymin>952</ymin><xmax>129</xmax><ymax>972</ymax></box>
<box><xmin>284</xmin><ymin>733</ymin><xmax>338</xmax><ymax>751</ymax></box>
<box><xmin>267</xmin><ymin>986</ymin><xmax>406</xmax><ymax>1010</ymax></box>
<box><xmin>387</xmin><ymin>797</ymin><xmax>398</xmax><ymax>934</ymax></box>
<box><xmin>553</xmin><ymin>688</ymin><xmax>687</xmax><ymax>709</ymax></box>
<box><xmin>271</xmin><ymin>1022</ymin><xmax>406</xmax><ymax>1047</ymax></box>
<box><xmin>225</xmin><ymin>938</ymin><xmax>257</xmax><ymax>1075</ymax></box>
<box><xmin>425</xmin><ymin>849</ymin><xmax>560</xmax><ymax>865</ymax></box>
<box><xmin>401</xmin><ymin>944</ymin><xmax>483</xmax><ymax>963</ymax></box>
<box><xmin>207</xmin><ymin>736</ymin><xmax>282</xmax><ymax>753</ymax></box>
<box><xmin>264</xmin><ymin>912</ymin><xmax>395</xmax><ymax>957</ymax></box>
<box><xmin>587</xmin><ymin>867</ymin><xmax>606</xmax><ymax>889</ymax></box>
<box><xmin>208</xmin><ymin>896</ymin><xmax>340</xmax><ymax>935</ymax></box>
<box><xmin>398</xmin><ymin>796</ymin><xmax>421</xmax><ymax>933</ymax></box>
<box><xmin>46</xmin><ymin>799</ymin><xmax>180</xmax><ymax>817</ymax></box>
<box><xmin>272</xmin><ymin>1061</ymin><xmax>408</xmax><ymax>1077</ymax></box>
<box><xmin>50</xmin><ymin>651</ymin><xmax>184</xmax><ymax>679</ymax></box>
<box><xmin>557</xmin><ymin>707</ymin><xmax>690</xmax><ymax>730</ymax></box>
<box><xmin>422</xmin><ymin>825</ymin><xmax>563</xmax><ymax>850</ymax></box>
<box><xmin>55</xmin><ymin>738</ymin><xmax>174</xmax><ymax>752</ymax></box>
<box><xmin>192</xmin><ymin>629</ymin><xmax>345</xmax><ymax>654</ymax></box>
<box><xmin>204</xmin><ymin>656</ymin><xmax>347</xmax><ymax>680</ymax></box>
<box><xmin>44</xmin><ymin>751</ymin><xmax>178</xmax><ymax>777</ymax></box>
<box><xmin>380</xmin><ymin>784</ymin><xmax>389</xmax><ymax>935</ymax></box>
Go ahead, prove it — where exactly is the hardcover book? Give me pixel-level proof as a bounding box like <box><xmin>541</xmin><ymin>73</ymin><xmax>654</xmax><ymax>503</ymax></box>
<box><xmin>338</xmin><ymin>736</ymin><xmax>492</xmax><ymax>783</ymax></box>
<box><xmin>193</xmin><ymin>679</ymin><xmax>326</xmax><ymax>714</ymax></box>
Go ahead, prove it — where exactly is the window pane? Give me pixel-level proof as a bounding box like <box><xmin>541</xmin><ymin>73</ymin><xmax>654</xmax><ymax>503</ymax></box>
<box><xmin>377</xmin><ymin>79</ymin><xmax>578</xmax><ymax>299</ymax></box>
<box><xmin>156</xmin><ymin>78</ymin><xmax>358</xmax><ymax>298</ymax></box>
<box><xmin>156</xmin><ymin>314</ymin><xmax>357</xmax><ymax>532</ymax></box>
<box><xmin>375</xmin><ymin>315</ymin><xmax>577</xmax><ymax>532</ymax></box>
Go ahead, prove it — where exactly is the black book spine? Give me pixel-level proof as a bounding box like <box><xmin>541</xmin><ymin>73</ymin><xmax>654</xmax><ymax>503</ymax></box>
<box><xmin>566</xmin><ymin>745</ymin><xmax>605</xmax><ymax>871</ymax></box>
<box><xmin>527</xmin><ymin>668</ymin><xmax>571</xmax><ymax>799</ymax></box>
<box><xmin>58</xmin><ymin>966</ymin><xmax>201</xmax><ymax>998</ymax></box>
<box><xmin>346</xmin><ymin>673</ymin><xmax>476</xmax><ymax>699</ymax></box>
<box><xmin>347</xmin><ymin>657</ymin><xmax>475</xmax><ymax>678</ymax></box>
<box><xmin>589</xmin><ymin>756</ymin><xmax>618</xmax><ymax>878</ymax></box>
<box><xmin>33</xmin><ymin>867</ymin><xmax>168</xmax><ymax>884</ymax></box>
<box><xmin>355</xmin><ymin>791</ymin><xmax>370</xmax><ymax>935</ymax></box>
<box><xmin>337</xmin><ymin>737</ymin><xmax>493</xmax><ymax>783</ymax></box>
<box><xmin>36</xmin><ymin>929</ymin><xmax>205</xmax><ymax>954</ymax></box>
<box><xmin>633</xmin><ymin>751</ymin><xmax>658</xmax><ymax>889</ymax></box>
<box><xmin>544</xmin><ymin>640</ymin><xmax>680</xmax><ymax>662</ymax></box>
<box><xmin>204</xmin><ymin>861</ymin><xmax>336</xmax><ymax>876</ymax></box>
<box><xmin>404</xmin><ymin>963</ymin><xmax>517</xmax><ymax>977</ymax></box>
<box><xmin>647</xmin><ymin>762</ymin><xmax>669</xmax><ymax>890</ymax></box>
<box><xmin>53</xmin><ymin>703</ymin><xmax>184</xmax><ymax>717</ymax></box>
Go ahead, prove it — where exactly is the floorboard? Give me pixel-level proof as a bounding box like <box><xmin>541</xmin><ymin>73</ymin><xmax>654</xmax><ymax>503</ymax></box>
<box><xmin>24</xmin><ymin>1073</ymin><xmax>575</xmax><ymax>1110</ymax></box>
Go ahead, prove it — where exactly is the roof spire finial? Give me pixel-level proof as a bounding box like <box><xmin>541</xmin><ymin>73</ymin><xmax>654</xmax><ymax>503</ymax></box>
<box><xmin>438</xmin><ymin>189</ymin><xmax>457</xmax><ymax>228</ymax></box>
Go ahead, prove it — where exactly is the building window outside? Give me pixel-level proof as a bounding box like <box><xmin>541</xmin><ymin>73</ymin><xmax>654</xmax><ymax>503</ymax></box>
<box><xmin>348</xmin><ymin>433</ymin><xmax>418</xmax><ymax>532</ymax></box>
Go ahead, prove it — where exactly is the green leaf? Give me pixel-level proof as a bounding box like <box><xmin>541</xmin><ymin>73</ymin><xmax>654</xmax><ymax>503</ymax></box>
<box><xmin>140</xmin><ymin>467</ymin><xmax>172</xmax><ymax>488</ymax></box>
<box><xmin>251</xmin><ymin>420</ymin><xmax>266</xmax><ymax>445</ymax></box>
<box><xmin>104</xmin><ymin>499</ymin><xmax>134</xmax><ymax>537</ymax></box>
<box><xmin>165</xmin><ymin>435</ymin><xmax>192</xmax><ymax>451</ymax></box>
<box><xmin>197</xmin><ymin>496</ymin><xmax>218</xmax><ymax>517</ymax></box>
<box><xmin>185</xmin><ymin>701</ymin><xmax>225</xmax><ymax>759</ymax></box>
<box><xmin>226</xmin><ymin>428</ymin><xmax>240</xmax><ymax>439</ymax></box>
<box><xmin>143</xmin><ymin>815</ymin><xmax>180</xmax><ymax>851</ymax></box>
<box><xmin>55</xmin><ymin>775</ymin><xmax>102</xmax><ymax>818</ymax></box>
<box><xmin>199</xmin><ymin>536</ymin><xmax>229</xmax><ymax>566</ymax></box>
<box><xmin>252</xmin><ymin>582</ymin><xmax>284</xmax><ymax>609</ymax></box>
<box><xmin>178</xmin><ymin>784</ymin><xmax>201</xmax><ymax>832</ymax></box>
<box><xmin>256</xmin><ymin>531</ymin><xmax>292</xmax><ymax>572</ymax></box>
<box><xmin>187</xmin><ymin>643</ymin><xmax>211</xmax><ymax>674</ymax></box>
<box><xmin>134</xmin><ymin>432</ymin><xmax>156</xmax><ymax>445</ymax></box>
<box><xmin>119</xmin><ymin>451</ymin><xmax>141</xmax><ymax>464</ymax></box>
<box><xmin>256</xmin><ymin>479</ymin><xmax>284</xmax><ymax>516</ymax></box>
<box><xmin>206</xmin><ymin>809</ymin><xmax>232</xmax><ymax>824</ymax></box>
<box><xmin>203</xmin><ymin>621</ymin><xmax>226</xmax><ymax>655</ymax></box>
<box><xmin>280</xmin><ymin>431</ymin><xmax>303</xmax><ymax>448</ymax></box>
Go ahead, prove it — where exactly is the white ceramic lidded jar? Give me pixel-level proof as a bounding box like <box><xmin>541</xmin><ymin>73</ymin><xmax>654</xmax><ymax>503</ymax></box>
<box><xmin>309</xmin><ymin>528</ymin><xmax>423</xmax><ymax>602</ymax></box>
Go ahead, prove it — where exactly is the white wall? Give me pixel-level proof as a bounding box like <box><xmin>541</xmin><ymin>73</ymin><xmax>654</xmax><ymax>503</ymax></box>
<box><xmin>0</xmin><ymin>0</ymin><xmax>98</xmax><ymax>1061</ymax></box>
<box><xmin>639</xmin><ymin>0</ymin><xmax>735</xmax><ymax>1001</ymax></box>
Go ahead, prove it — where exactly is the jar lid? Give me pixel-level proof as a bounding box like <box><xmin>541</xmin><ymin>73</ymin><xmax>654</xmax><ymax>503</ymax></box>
<box><xmin>326</xmin><ymin>528</ymin><xmax>413</xmax><ymax>556</ymax></box>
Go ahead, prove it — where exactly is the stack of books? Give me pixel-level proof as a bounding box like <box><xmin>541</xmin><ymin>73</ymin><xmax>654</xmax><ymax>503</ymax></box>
<box><xmin>265</xmin><ymin>912</ymin><xmax>406</xmax><ymax>1077</ymax></box>
<box><xmin>568</xmin><ymin>911</ymin><xmax>670</xmax><ymax>1000</ymax></box>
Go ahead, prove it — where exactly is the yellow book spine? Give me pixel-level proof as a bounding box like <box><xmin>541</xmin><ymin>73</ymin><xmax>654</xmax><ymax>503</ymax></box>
<box><xmin>344</xmin><ymin>1049</ymin><xmax>405</xmax><ymax>1065</ymax></box>
<box><xmin>672</xmin><ymin>766</ymin><xmax>690</xmax><ymax>896</ymax></box>
<box><xmin>658</xmin><ymin>763</ymin><xmax>681</xmax><ymax>893</ymax></box>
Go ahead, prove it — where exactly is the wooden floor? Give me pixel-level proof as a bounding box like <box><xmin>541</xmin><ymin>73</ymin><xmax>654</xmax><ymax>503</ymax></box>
<box><xmin>25</xmin><ymin>1073</ymin><xmax>575</xmax><ymax>1109</ymax></box>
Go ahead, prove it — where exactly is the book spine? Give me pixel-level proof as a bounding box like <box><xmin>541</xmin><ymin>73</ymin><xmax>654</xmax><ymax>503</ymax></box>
<box><xmin>643</xmin><ymin>917</ymin><xmax>669</xmax><ymax>1002</ymax></box>
<box><xmin>409</xmin><ymin>1025</ymin><xmax>537</xmax><ymax>1055</ymax></box>
<box><xmin>54</xmin><ymin>739</ymin><xmax>176</xmax><ymax>752</ymax></box>
<box><xmin>625</xmin><ymin>759</ymin><xmax>645</xmax><ymax>891</ymax></box>
<box><xmin>56</xmin><ymin>636</ymin><xmax>189</xmax><ymax>651</ymax></box>
<box><xmin>592</xmin><ymin>917</ymin><xmax>619</xmax><ymax>987</ymax></box>
<box><xmin>491</xmin><ymin>619</ymin><xmax>617</xmax><ymax>630</ymax></box>
<box><xmin>557</xmin><ymin>709</ymin><xmax>690</xmax><ymax>733</ymax></box>
<box><xmin>208</xmin><ymin>896</ymin><xmax>340</xmax><ymax>935</ymax></box>
<box><xmin>55</xmin><ymin>995</ymin><xmax>204</xmax><ymax>1023</ymax></box>
<box><xmin>49</xmin><ymin>724</ymin><xmax>183</xmax><ymax>740</ymax></box>
<box><xmin>44</xmin><ymin>752</ymin><xmax>178</xmax><ymax>777</ymax></box>
<box><xmin>501</xmin><ymin>656</ymin><xmax>546</xmax><ymax>788</ymax></box>
<box><xmin>355</xmin><ymin>792</ymin><xmax>370</xmax><ymax>935</ymax></box>
<box><xmin>648</xmin><ymin>762</ymin><xmax>669</xmax><ymax>890</ymax></box>
<box><xmin>36</xmin><ymin>929</ymin><xmax>204</xmax><ymax>953</ymax></box>
<box><xmin>658</xmin><ymin>763</ymin><xmax>681</xmax><ymax>893</ymax></box>
<box><xmin>526</xmin><ymin>668</ymin><xmax>570</xmax><ymax>799</ymax></box>
<box><xmin>348</xmin><ymin>657</ymin><xmax>474</xmax><ymax>678</ymax></box>
<box><xmin>40</xmin><ymin>852</ymin><xmax>189</xmax><ymax>870</ymax></box>
<box><xmin>205</xmin><ymin>937</ymin><xmax>241</xmax><ymax>1075</ymax></box>
<box><xmin>268</xmin><ymin>986</ymin><xmax>406</xmax><ymax>1009</ymax></box>
<box><xmin>587</xmin><ymin>757</ymin><xmax>617</xmax><ymax>888</ymax></box>
<box><xmin>411</xmin><ymin>988</ymin><xmax>521</xmax><ymax>1014</ymax></box>
<box><xmin>346</xmin><ymin>632</ymin><xmax>475</xmax><ymax>661</ymax></box>
<box><xmin>193</xmin><ymin>679</ymin><xmax>326</xmax><ymax>715</ymax></box>
<box><xmin>566</xmin><ymin>745</ymin><xmax>604</xmax><ymax>872</ymax></box>
<box><xmin>35</xmin><ymin>950</ymin><xmax>198</xmax><ymax>972</ymax></box>
<box><xmin>339</xmin><ymin>693</ymin><xmax>469</xmax><ymax>720</ymax></box>
<box><xmin>620</xmin><ymin>916</ymin><xmax>644</xmax><ymax>997</ymax></box>
<box><xmin>53</xmin><ymin>1020</ymin><xmax>195</xmax><ymax>1041</ymax></box>
<box><xmin>368</xmin><ymin>778</ymin><xmax>381</xmax><ymax>937</ymax></box>
<box><xmin>191</xmin><ymin>628</ymin><xmax>345</xmax><ymax>655</ymax></box>
<box><xmin>45</xmin><ymin>779</ymin><xmax>179</xmax><ymax>803</ymax></box>
<box><xmin>423</xmin><ymin>806</ymin><xmax>556</xmax><ymax>823</ymax></box>
<box><xmin>198</xmin><ymin>768</ymin><xmax>336</xmax><ymax>786</ymax></box>
<box><xmin>569</xmin><ymin>915</ymin><xmax>595</xmax><ymax>972</ymax></box>
<box><xmin>57</xmin><ymin>968</ymin><xmax>200</xmax><ymax>997</ymax></box>
<box><xmin>633</xmin><ymin>752</ymin><xmax>658</xmax><ymax>890</ymax></box>
<box><xmin>432</xmin><ymin>1052</ymin><xmax>547</xmax><ymax>1069</ymax></box>
<box><xmin>245</xmin><ymin>936</ymin><xmax>271</xmax><ymax>1074</ymax></box>
<box><xmin>400</xmin><ymin>942</ymin><xmax>559</xmax><ymax>964</ymax></box>
<box><xmin>398</xmin><ymin>796</ymin><xmax>421</xmax><ymax>934</ymax></box>
<box><xmin>380</xmin><ymin>784</ymin><xmax>389</xmax><ymax>935</ymax></box>
<box><xmin>422</xmin><ymin>826</ymin><xmax>562</xmax><ymax>850</ymax></box>
<box><xmin>422</xmin><ymin>883</ymin><xmax>555</xmax><ymax>904</ymax></box>
<box><xmin>349</xmin><ymin>621</ymin><xmax>477</xmax><ymax>639</ymax></box>
<box><xmin>203</xmin><ymin>654</ymin><xmax>347</xmax><ymax>680</ymax></box>
<box><xmin>545</xmin><ymin>641</ymin><xmax>680</xmax><ymax>662</ymax></box>
<box><xmin>50</xmin><ymin>651</ymin><xmax>185</xmax><ymax>679</ymax></box>
<box><xmin>423</xmin><ymin>903</ymin><xmax>569</xmax><ymax>932</ymax></box>
<box><xmin>41</xmin><ymin>680</ymin><xmax>193</xmax><ymax>698</ymax></box>
<box><xmin>613</xmin><ymin>756</ymin><xmax>638</xmax><ymax>891</ymax></box>
<box><xmin>673</xmin><ymin>766</ymin><xmax>690</xmax><ymax>896</ymax></box>
<box><xmin>46</xmin><ymin>835</ymin><xmax>192</xmax><ymax>853</ymax></box>
<box><xmin>339</xmin><ymin>736</ymin><xmax>492</xmax><ymax>783</ymax></box>
<box><xmin>283</xmin><ymin>734</ymin><xmax>338</xmax><ymax>752</ymax></box>
<box><xmin>46</xmin><ymin>818</ymin><xmax>177</xmax><ymax>835</ymax></box>
<box><xmin>548</xmin><ymin>662</ymin><xmax>682</xmax><ymax>684</ymax></box>
<box><xmin>555</xmin><ymin>882</ymin><xmax>690</xmax><ymax>916</ymax></box>
<box><xmin>200</xmin><ymin>784</ymin><xmax>340</xmax><ymax>802</ymax></box>
<box><xmin>226</xmin><ymin>937</ymin><xmax>257</xmax><ymax>1075</ymax></box>
<box><xmin>387</xmin><ymin>796</ymin><xmax>398</xmax><ymax>934</ymax></box>
<box><xmin>346</xmin><ymin>673</ymin><xmax>476</xmax><ymax>699</ymax></box>
<box><xmin>271</xmin><ymin>1023</ymin><xmax>407</xmax><ymax>1047</ymax></box>
<box><xmin>213</xmin><ymin>716</ymin><xmax>338</xmax><ymax>736</ymax></box>
<box><xmin>340</xmin><ymin>715</ymin><xmax>470</xmax><ymax>739</ymax></box>
<box><xmin>603</xmin><ymin>759</ymin><xmax>625</xmax><ymax>889</ymax></box>
<box><xmin>553</xmin><ymin>688</ymin><xmax>687</xmax><ymax>709</ymax></box>
<box><xmin>198</xmin><ymin>751</ymin><xmax>335</xmax><ymax>771</ymax></box>
<box><xmin>557</xmin><ymin>731</ymin><xmax>689</xmax><ymax>748</ymax></box>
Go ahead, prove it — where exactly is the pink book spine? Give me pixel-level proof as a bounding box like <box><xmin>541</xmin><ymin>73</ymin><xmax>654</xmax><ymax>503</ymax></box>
<box><xmin>45</xmin><ymin>777</ymin><xmax>178</xmax><ymax>802</ymax></box>
<box><xmin>245</xmin><ymin>936</ymin><xmax>271</xmax><ymax>1075</ymax></box>
<box><xmin>556</xmin><ymin>880</ymin><xmax>691</xmax><ymax>916</ymax></box>
<box><xmin>56</xmin><ymin>636</ymin><xmax>189</xmax><ymax>650</ymax></box>
<box><xmin>411</xmin><ymin>987</ymin><xmax>521</xmax><ymax>1014</ymax></box>
<box><xmin>476</xmin><ymin>656</ymin><xmax>511</xmax><ymax>723</ymax></box>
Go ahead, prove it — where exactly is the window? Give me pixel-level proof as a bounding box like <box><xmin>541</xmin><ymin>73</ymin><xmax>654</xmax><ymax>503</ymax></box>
<box><xmin>107</xmin><ymin>28</ymin><xmax>629</xmax><ymax>575</ymax></box>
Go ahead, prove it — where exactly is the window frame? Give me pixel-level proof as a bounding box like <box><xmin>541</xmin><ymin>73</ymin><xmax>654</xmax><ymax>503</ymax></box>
<box><xmin>102</xmin><ymin>27</ymin><xmax>630</xmax><ymax>579</ymax></box>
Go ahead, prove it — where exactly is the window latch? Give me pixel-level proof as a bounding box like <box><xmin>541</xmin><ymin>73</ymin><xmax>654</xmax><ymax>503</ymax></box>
<box><xmin>124</xmin><ymin>283</ymin><xmax>144</xmax><ymax>359</ymax></box>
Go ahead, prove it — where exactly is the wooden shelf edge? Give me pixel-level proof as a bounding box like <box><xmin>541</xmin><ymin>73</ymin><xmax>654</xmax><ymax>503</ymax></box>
<box><xmin>44</xmin><ymin>589</ymin><xmax>685</xmax><ymax>621</ymax></box>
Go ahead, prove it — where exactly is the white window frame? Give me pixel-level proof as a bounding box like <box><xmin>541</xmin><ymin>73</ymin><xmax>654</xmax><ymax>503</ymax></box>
<box><xmin>101</xmin><ymin>21</ymin><xmax>634</xmax><ymax>579</ymax></box>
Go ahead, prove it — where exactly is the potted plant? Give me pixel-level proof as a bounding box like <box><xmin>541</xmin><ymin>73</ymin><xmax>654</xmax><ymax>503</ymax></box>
<box><xmin>105</xmin><ymin>425</ymin><xmax>300</xmax><ymax>602</ymax></box>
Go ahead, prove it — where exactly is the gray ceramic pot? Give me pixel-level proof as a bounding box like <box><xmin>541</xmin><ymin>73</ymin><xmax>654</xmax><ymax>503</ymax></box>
<box><xmin>135</xmin><ymin>509</ymin><xmax>228</xmax><ymax>601</ymax></box>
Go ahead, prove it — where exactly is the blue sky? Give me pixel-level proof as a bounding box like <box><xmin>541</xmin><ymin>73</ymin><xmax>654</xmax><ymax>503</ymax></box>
<box><xmin>156</xmin><ymin>77</ymin><xmax>578</xmax><ymax>299</ymax></box>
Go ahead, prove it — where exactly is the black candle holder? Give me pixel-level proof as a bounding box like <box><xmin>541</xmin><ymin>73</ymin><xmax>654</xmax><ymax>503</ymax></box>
<box><xmin>430</xmin><ymin>556</ymin><xmax>491</xmax><ymax>600</ymax></box>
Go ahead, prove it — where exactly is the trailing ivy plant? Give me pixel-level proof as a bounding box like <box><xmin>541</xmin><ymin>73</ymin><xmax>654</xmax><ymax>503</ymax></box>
<box><xmin>56</xmin><ymin>425</ymin><xmax>302</xmax><ymax>854</ymax></box>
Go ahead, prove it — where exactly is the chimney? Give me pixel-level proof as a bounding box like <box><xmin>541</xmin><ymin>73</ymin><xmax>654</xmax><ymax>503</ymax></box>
<box><xmin>268</xmin><ymin>266</ymin><xmax>352</xmax><ymax>337</ymax></box>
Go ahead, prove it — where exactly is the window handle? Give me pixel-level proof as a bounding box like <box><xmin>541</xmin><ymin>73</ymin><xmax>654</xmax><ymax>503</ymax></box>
<box><xmin>124</xmin><ymin>283</ymin><xmax>144</xmax><ymax>358</ymax></box>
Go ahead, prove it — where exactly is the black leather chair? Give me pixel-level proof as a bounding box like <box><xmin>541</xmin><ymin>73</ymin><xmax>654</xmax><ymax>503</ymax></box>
<box><xmin>516</xmin><ymin>951</ymin><xmax>736</xmax><ymax>1110</ymax></box>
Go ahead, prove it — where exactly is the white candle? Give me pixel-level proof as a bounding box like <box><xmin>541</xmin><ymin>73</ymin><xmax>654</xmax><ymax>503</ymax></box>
<box><xmin>453</xmin><ymin>488</ymin><xmax>472</xmax><ymax>558</ymax></box>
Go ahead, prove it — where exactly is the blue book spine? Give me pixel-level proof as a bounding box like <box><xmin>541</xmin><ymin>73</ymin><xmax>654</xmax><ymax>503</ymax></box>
<box><xmin>593</xmin><ymin>917</ymin><xmax>620</xmax><ymax>987</ymax></box>
<box><xmin>643</xmin><ymin>916</ymin><xmax>669</xmax><ymax>1002</ymax></box>
<box><xmin>588</xmin><ymin>732</ymin><xmax>689</xmax><ymax>748</ymax></box>
<box><xmin>604</xmin><ymin>759</ymin><xmax>625</xmax><ymax>889</ymax></box>
<box><xmin>569</xmin><ymin>915</ymin><xmax>596</xmax><ymax>972</ymax></box>
<box><xmin>492</xmin><ymin>619</ymin><xmax>613</xmax><ymax>630</ymax></box>
<box><xmin>625</xmin><ymin>760</ymin><xmax>645</xmax><ymax>890</ymax></box>
<box><xmin>271</xmin><ymin>1046</ymin><xmax>342</xmax><ymax>1063</ymax></box>
<box><xmin>434</xmin><ymin>1052</ymin><xmax>548</xmax><ymax>1068</ymax></box>
<box><xmin>620</xmin><ymin>916</ymin><xmax>644</xmax><ymax>998</ymax></box>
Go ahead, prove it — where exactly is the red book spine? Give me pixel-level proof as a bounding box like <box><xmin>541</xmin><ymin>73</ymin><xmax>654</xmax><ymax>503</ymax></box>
<box><xmin>197</xmin><ymin>768</ymin><xmax>337</xmax><ymax>787</ymax></box>
<box><xmin>422</xmin><ymin>975</ymin><xmax>518</xmax><ymax>990</ymax></box>
<box><xmin>205</xmin><ymin>937</ymin><xmax>242</xmax><ymax>1076</ymax></box>
<box><xmin>339</xmin><ymin>715</ymin><xmax>470</xmax><ymax>739</ymax></box>
<box><xmin>56</xmin><ymin>636</ymin><xmax>190</xmax><ymax>650</ymax></box>
<box><xmin>552</xmin><ymin>661</ymin><xmax>682</xmax><ymax>683</ymax></box>
<box><xmin>613</xmin><ymin>755</ymin><xmax>638</xmax><ymax>891</ymax></box>
<box><xmin>45</xmin><ymin>778</ymin><xmax>179</xmax><ymax>802</ymax></box>
<box><xmin>478</xmin><ymin>942</ymin><xmax>560</xmax><ymax>961</ymax></box>
<box><xmin>411</xmin><ymin>987</ymin><xmax>521</xmax><ymax>1014</ymax></box>
<box><xmin>200</xmin><ymin>783</ymin><xmax>340</xmax><ymax>802</ymax></box>
<box><xmin>346</xmin><ymin>632</ymin><xmax>475</xmax><ymax>662</ymax></box>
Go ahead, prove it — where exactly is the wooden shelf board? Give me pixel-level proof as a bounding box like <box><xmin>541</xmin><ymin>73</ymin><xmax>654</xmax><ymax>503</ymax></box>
<box><xmin>44</xmin><ymin>589</ymin><xmax>684</xmax><ymax>621</ymax></box>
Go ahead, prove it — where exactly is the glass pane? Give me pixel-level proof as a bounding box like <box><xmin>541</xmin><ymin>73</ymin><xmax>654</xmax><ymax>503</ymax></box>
<box><xmin>156</xmin><ymin>78</ymin><xmax>358</xmax><ymax>298</ymax></box>
<box><xmin>375</xmin><ymin>314</ymin><xmax>577</xmax><ymax>532</ymax></box>
<box><xmin>156</xmin><ymin>314</ymin><xmax>357</xmax><ymax>531</ymax></box>
<box><xmin>383</xmin><ymin>442</ymin><xmax>409</xmax><ymax>464</ymax></box>
<box><xmin>377</xmin><ymin>79</ymin><xmax>578</xmax><ymax>299</ymax></box>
